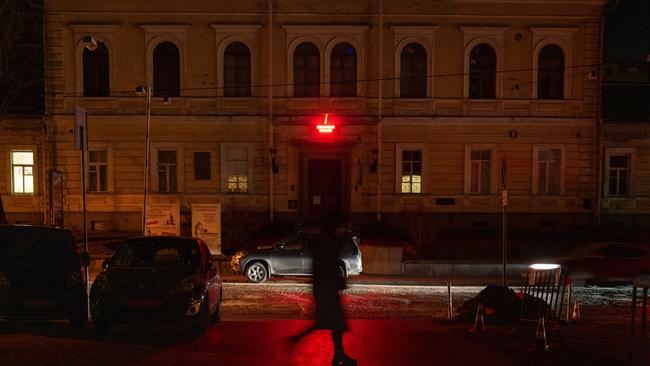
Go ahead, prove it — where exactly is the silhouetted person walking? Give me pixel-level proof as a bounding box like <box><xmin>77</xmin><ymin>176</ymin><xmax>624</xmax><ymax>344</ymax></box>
<box><xmin>291</xmin><ymin>214</ymin><xmax>356</xmax><ymax>366</ymax></box>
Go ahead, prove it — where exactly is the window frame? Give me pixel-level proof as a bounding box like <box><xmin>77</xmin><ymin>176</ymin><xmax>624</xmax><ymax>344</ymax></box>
<box><xmin>87</xmin><ymin>145</ymin><xmax>114</xmax><ymax>193</ymax></box>
<box><xmin>10</xmin><ymin>149</ymin><xmax>36</xmax><ymax>195</ymax></box>
<box><xmin>399</xmin><ymin>42</ymin><xmax>428</xmax><ymax>99</ymax></box>
<box><xmin>82</xmin><ymin>41</ymin><xmax>110</xmax><ymax>97</ymax></box>
<box><xmin>395</xmin><ymin>143</ymin><xmax>427</xmax><ymax>194</ymax></box>
<box><xmin>71</xmin><ymin>25</ymin><xmax>118</xmax><ymax>97</ymax></box>
<box><xmin>392</xmin><ymin>26</ymin><xmax>438</xmax><ymax>99</ymax></box>
<box><xmin>536</xmin><ymin>44</ymin><xmax>565</xmax><ymax>100</ymax></box>
<box><xmin>220</xmin><ymin>143</ymin><xmax>254</xmax><ymax>194</ymax></box>
<box><xmin>142</xmin><ymin>25</ymin><xmax>189</xmax><ymax>99</ymax></box>
<box><xmin>151</xmin><ymin>142</ymin><xmax>184</xmax><ymax>194</ymax></box>
<box><xmin>532</xmin><ymin>145</ymin><xmax>566</xmax><ymax>195</ymax></box>
<box><xmin>213</xmin><ymin>25</ymin><xmax>260</xmax><ymax>97</ymax></box>
<box><xmin>605</xmin><ymin>147</ymin><xmax>635</xmax><ymax>197</ymax></box>
<box><xmin>461</xmin><ymin>27</ymin><xmax>507</xmax><ymax>100</ymax></box>
<box><xmin>530</xmin><ymin>28</ymin><xmax>576</xmax><ymax>100</ymax></box>
<box><xmin>329</xmin><ymin>42</ymin><xmax>357</xmax><ymax>97</ymax></box>
<box><xmin>464</xmin><ymin>144</ymin><xmax>498</xmax><ymax>195</ymax></box>
<box><xmin>292</xmin><ymin>41</ymin><xmax>321</xmax><ymax>98</ymax></box>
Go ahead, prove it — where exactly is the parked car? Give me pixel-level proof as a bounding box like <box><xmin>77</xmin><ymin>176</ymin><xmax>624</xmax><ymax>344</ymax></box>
<box><xmin>231</xmin><ymin>231</ymin><xmax>363</xmax><ymax>283</ymax></box>
<box><xmin>0</xmin><ymin>225</ymin><xmax>87</xmax><ymax>327</ymax></box>
<box><xmin>531</xmin><ymin>242</ymin><xmax>650</xmax><ymax>285</ymax></box>
<box><xmin>90</xmin><ymin>236</ymin><xmax>222</xmax><ymax>334</ymax></box>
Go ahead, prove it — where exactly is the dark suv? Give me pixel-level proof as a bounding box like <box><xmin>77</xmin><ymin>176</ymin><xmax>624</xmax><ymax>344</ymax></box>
<box><xmin>0</xmin><ymin>225</ymin><xmax>87</xmax><ymax>327</ymax></box>
<box><xmin>231</xmin><ymin>231</ymin><xmax>363</xmax><ymax>283</ymax></box>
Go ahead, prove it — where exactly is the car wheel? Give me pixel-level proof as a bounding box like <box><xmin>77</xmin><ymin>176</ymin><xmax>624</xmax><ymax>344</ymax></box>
<box><xmin>246</xmin><ymin>262</ymin><xmax>268</xmax><ymax>283</ymax></box>
<box><xmin>210</xmin><ymin>289</ymin><xmax>222</xmax><ymax>325</ymax></box>
<box><xmin>191</xmin><ymin>297</ymin><xmax>209</xmax><ymax>334</ymax></box>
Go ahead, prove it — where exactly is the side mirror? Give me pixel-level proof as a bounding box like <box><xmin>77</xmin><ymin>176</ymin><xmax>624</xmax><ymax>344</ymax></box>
<box><xmin>80</xmin><ymin>251</ymin><xmax>90</xmax><ymax>267</ymax></box>
<box><xmin>102</xmin><ymin>258</ymin><xmax>110</xmax><ymax>270</ymax></box>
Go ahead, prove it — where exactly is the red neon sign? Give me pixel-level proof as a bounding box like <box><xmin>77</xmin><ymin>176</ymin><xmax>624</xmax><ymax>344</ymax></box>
<box><xmin>316</xmin><ymin>113</ymin><xmax>335</xmax><ymax>134</ymax></box>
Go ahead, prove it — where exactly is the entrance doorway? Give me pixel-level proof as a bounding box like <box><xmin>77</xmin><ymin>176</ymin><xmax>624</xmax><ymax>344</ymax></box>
<box><xmin>305</xmin><ymin>159</ymin><xmax>342</xmax><ymax>224</ymax></box>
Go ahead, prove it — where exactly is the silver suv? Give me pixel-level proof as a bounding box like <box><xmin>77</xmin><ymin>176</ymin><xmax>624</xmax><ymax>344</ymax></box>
<box><xmin>231</xmin><ymin>232</ymin><xmax>362</xmax><ymax>283</ymax></box>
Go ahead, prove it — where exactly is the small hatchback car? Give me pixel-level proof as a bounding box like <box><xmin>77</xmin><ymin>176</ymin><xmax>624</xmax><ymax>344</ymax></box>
<box><xmin>90</xmin><ymin>236</ymin><xmax>222</xmax><ymax>334</ymax></box>
<box><xmin>0</xmin><ymin>225</ymin><xmax>87</xmax><ymax>327</ymax></box>
<box><xmin>231</xmin><ymin>231</ymin><xmax>363</xmax><ymax>283</ymax></box>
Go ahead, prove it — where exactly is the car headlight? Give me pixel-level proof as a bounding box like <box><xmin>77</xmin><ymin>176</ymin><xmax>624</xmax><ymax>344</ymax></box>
<box><xmin>0</xmin><ymin>272</ymin><xmax>11</xmax><ymax>289</ymax></box>
<box><xmin>230</xmin><ymin>251</ymin><xmax>246</xmax><ymax>271</ymax></box>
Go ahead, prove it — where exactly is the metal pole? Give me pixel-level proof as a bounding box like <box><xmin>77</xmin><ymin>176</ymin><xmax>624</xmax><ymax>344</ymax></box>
<box><xmin>447</xmin><ymin>282</ymin><xmax>453</xmax><ymax>319</ymax></box>
<box><xmin>142</xmin><ymin>86</ymin><xmax>152</xmax><ymax>235</ymax></box>
<box><xmin>502</xmin><ymin>194</ymin><xmax>507</xmax><ymax>287</ymax></box>
<box><xmin>376</xmin><ymin>0</ymin><xmax>383</xmax><ymax>223</ymax></box>
<box><xmin>267</xmin><ymin>0</ymin><xmax>274</xmax><ymax>223</ymax></box>
<box><xmin>80</xmin><ymin>125</ymin><xmax>89</xmax><ymax>317</ymax></box>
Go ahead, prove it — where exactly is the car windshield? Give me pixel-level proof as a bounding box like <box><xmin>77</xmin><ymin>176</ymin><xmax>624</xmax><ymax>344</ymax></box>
<box><xmin>111</xmin><ymin>237</ymin><xmax>200</xmax><ymax>268</ymax></box>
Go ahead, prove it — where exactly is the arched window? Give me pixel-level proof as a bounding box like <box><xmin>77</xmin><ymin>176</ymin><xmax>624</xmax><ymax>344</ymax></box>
<box><xmin>153</xmin><ymin>42</ymin><xmax>180</xmax><ymax>97</ymax></box>
<box><xmin>83</xmin><ymin>42</ymin><xmax>109</xmax><ymax>97</ymax></box>
<box><xmin>538</xmin><ymin>44</ymin><xmax>564</xmax><ymax>100</ymax></box>
<box><xmin>224</xmin><ymin>42</ymin><xmax>251</xmax><ymax>97</ymax></box>
<box><xmin>293</xmin><ymin>42</ymin><xmax>320</xmax><ymax>97</ymax></box>
<box><xmin>400</xmin><ymin>43</ymin><xmax>427</xmax><ymax>98</ymax></box>
<box><xmin>330</xmin><ymin>43</ymin><xmax>357</xmax><ymax>97</ymax></box>
<box><xmin>469</xmin><ymin>44</ymin><xmax>496</xmax><ymax>99</ymax></box>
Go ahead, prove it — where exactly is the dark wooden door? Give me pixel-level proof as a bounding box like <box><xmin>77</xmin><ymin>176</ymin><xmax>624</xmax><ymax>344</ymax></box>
<box><xmin>308</xmin><ymin>159</ymin><xmax>341</xmax><ymax>224</ymax></box>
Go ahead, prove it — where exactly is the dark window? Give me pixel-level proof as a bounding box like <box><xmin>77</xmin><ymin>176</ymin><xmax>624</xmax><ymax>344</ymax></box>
<box><xmin>158</xmin><ymin>150</ymin><xmax>177</xmax><ymax>192</ymax></box>
<box><xmin>194</xmin><ymin>152</ymin><xmax>211</xmax><ymax>181</ymax></box>
<box><xmin>83</xmin><ymin>42</ymin><xmax>109</xmax><ymax>97</ymax></box>
<box><xmin>330</xmin><ymin>43</ymin><xmax>357</xmax><ymax>97</ymax></box>
<box><xmin>469</xmin><ymin>44</ymin><xmax>496</xmax><ymax>99</ymax></box>
<box><xmin>400</xmin><ymin>43</ymin><xmax>427</xmax><ymax>98</ymax></box>
<box><xmin>153</xmin><ymin>42</ymin><xmax>180</xmax><ymax>97</ymax></box>
<box><xmin>293</xmin><ymin>42</ymin><xmax>320</xmax><ymax>97</ymax></box>
<box><xmin>223</xmin><ymin>42</ymin><xmax>251</xmax><ymax>97</ymax></box>
<box><xmin>538</xmin><ymin>45</ymin><xmax>564</xmax><ymax>100</ymax></box>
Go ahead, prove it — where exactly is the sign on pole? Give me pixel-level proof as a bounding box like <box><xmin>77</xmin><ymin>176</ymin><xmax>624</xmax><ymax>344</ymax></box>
<box><xmin>74</xmin><ymin>105</ymin><xmax>87</xmax><ymax>150</ymax></box>
<box><xmin>191</xmin><ymin>203</ymin><xmax>222</xmax><ymax>255</ymax></box>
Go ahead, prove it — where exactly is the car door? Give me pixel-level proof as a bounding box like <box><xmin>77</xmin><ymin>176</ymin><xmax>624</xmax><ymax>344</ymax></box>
<box><xmin>271</xmin><ymin>236</ymin><xmax>303</xmax><ymax>275</ymax></box>
<box><xmin>199</xmin><ymin>240</ymin><xmax>219</xmax><ymax>312</ymax></box>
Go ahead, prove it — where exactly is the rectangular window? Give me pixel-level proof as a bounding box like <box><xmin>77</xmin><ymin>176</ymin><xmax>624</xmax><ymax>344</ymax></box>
<box><xmin>538</xmin><ymin>149</ymin><xmax>561</xmax><ymax>194</ymax></box>
<box><xmin>158</xmin><ymin>150</ymin><xmax>177</xmax><ymax>192</ymax></box>
<box><xmin>11</xmin><ymin>151</ymin><xmax>34</xmax><ymax>194</ymax></box>
<box><xmin>194</xmin><ymin>152</ymin><xmax>211</xmax><ymax>180</ymax></box>
<box><xmin>88</xmin><ymin>150</ymin><xmax>108</xmax><ymax>192</ymax></box>
<box><xmin>225</xmin><ymin>147</ymin><xmax>248</xmax><ymax>193</ymax></box>
<box><xmin>608</xmin><ymin>154</ymin><xmax>629</xmax><ymax>196</ymax></box>
<box><xmin>401</xmin><ymin>150</ymin><xmax>422</xmax><ymax>193</ymax></box>
<box><xmin>470</xmin><ymin>150</ymin><xmax>491</xmax><ymax>194</ymax></box>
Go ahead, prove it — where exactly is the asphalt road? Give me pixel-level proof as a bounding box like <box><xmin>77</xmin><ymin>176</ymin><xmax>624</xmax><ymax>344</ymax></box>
<box><xmin>1</xmin><ymin>282</ymin><xmax>640</xmax><ymax>366</ymax></box>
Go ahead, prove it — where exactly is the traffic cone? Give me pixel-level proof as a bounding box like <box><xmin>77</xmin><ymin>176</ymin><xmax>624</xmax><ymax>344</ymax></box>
<box><xmin>471</xmin><ymin>303</ymin><xmax>486</xmax><ymax>333</ymax></box>
<box><xmin>571</xmin><ymin>302</ymin><xmax>581</xmax><ymax>319</ymax></box>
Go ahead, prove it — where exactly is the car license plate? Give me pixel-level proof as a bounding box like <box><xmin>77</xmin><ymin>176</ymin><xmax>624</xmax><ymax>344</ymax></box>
<box><xmin>25</xmin><ymin>300</ymin><xmax>57</xmax><ymax>309</ymax></box>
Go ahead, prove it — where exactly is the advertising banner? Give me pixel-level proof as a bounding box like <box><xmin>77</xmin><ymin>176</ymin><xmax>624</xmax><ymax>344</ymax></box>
<box><xmin>145</xmin><ymin>203</ymin><xmax>180</xmax><ymax>236</ymax></box>
<box><xmin>191</xmin><ymin>203</ymin><xmax>221</xmax><ymax>255</ymax></box>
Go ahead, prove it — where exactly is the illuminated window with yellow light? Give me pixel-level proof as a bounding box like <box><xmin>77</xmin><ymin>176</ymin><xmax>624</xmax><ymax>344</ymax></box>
<box><xmin>11</xmin><ymin>151</ymin><xmax>34</xmax><ymax>194</ymax></box>
<box><xmin>225</xmin><ymin>146</ymin><xmax>249</xmax><ymax>194</ymax></box>
<box><xmin>401</xmin><ymin>150</ymin><xmax>422</xmax><ymax>194</ymax></box>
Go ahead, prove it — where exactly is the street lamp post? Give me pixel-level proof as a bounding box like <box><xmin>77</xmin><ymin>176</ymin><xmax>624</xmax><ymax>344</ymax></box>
<box><xmin>137</xmin><ymin>85</ymin><xmax>152</xmax><ymax>235</ymax></box>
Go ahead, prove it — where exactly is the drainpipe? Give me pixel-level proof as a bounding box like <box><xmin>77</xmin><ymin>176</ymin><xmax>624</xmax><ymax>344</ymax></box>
<box><xmin>268</xmin><ymin>0</ymin><xmax>275</xmax><ymax>223</ymax></box>
<box><xmin>594</xmin><ymin>10</ymin><xmax>605</xmax><ymax>229</ymax></box>
<box><xmin>376</xmin><ymin>0</ymin><xmax>383</xmax><ymax>223</ymax></box>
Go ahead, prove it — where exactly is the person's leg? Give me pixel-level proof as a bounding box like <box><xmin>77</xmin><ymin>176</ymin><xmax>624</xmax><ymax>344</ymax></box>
<box><xmin>332</xmin><ymin>330</ymin><xmax>344</xmax><ymax>355</ymax></box>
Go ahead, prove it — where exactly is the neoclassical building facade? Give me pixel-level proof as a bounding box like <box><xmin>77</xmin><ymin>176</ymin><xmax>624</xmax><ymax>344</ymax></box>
<box><xmin>15</xmin><ymin>0</ymin><xmax>607</xmax><ymax>238</ymax></box>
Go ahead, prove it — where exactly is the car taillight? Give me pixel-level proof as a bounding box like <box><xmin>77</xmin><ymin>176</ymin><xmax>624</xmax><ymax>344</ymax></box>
<box><xmin>0</xmin><ymin>272</ymin><xmax>11</xmax><ymax>289</ymax></box>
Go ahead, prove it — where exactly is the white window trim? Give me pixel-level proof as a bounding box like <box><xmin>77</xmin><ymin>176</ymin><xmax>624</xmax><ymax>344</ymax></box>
<box><xmin>391</xmin><ymin>26</ymin><xmax>439</xmax><ymax>99</ymax></box>
<box><xmin>464</xmin><ymin>144</ymin><xmax>498</xmax><ymax>195</ymax></box>
<box><xmin>532</xmin><ymin>144</ymin><xmax>566</xmax><ymax>195</ymax></box>
<box><xmin>283</xmin><ymin>25</ymin><xmax>368</xmax><ymax>97</ymax></box>
<box><xmin>604</xmin><ymin>147</ymin><xmax>635</xmax><ymax>197</ymax></box>
<box><xmin>220</xmin><ymin>142</ymin><xmax>254</xmax><ymax>194</ymax></box>
<box><xmin>70</xmin><ymin>24</ymin><xmax>119</xmax><ymax>96</ymax></box>
<box><xmin>9</xmin><ymin>147</ymin><xmax>38</xmax><ymax>195</ymax></box>
<box><xmin>395</xmin><ymin>143</ymin><xmax>428</xmax><ymax>194</ymax></box>
<box><xmin>151</xmin><ymin>142</ymin><xmax>184</xmax><ymax>193</ymax></box>
<box><xmin>212</xmin><ymin>24</ymin><xmax>261</xmax><ymax>97</ymax></box>
<box><xmin>530</xmin><ymin>27</ymin><xmax>577</xmax><ymax>100</ymax></box>
<box><xmin>461</xmin><ymin>26</ymin><xmax>508</xmax><ymax>99</ymax></box>
<box><xmin>87</xmin><ymin>143</ymin><xmax>114</xmax><ymax>193</ymax></box>
<box><xmin>141</xmin><ymin>25</ymin><xmax>189</xmax><ymax>97</ymax></box>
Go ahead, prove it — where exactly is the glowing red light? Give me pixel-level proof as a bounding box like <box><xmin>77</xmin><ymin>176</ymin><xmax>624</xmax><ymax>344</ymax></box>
<box><xmin>316</xmin><ymin>113</ymin><xmax>335</xmax><ymax>134</ymax></box>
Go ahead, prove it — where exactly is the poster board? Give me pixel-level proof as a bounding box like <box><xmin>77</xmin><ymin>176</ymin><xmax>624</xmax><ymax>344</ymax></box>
<box><xmin>145</xmin><ymin>203</ymin><xmax>180</xmax><ymax>236</ymax></box>
<box><xmin>191</xmin><ymin>203</ymin><xmax>221</xmax><ymax>255</ymax></box>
